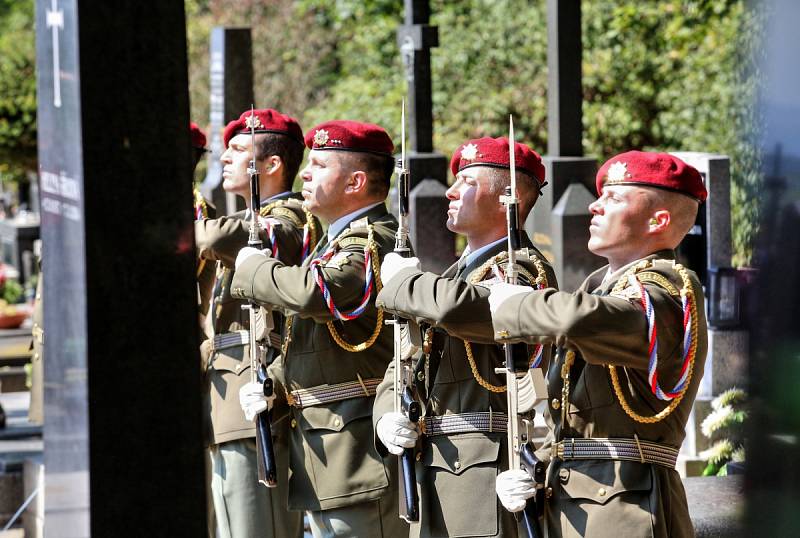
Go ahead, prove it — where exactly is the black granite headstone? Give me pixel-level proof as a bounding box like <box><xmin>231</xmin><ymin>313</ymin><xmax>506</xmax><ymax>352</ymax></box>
<box><xmin>35</xmin><ymin>1</ymin><xmax>205</xmax><ymax>535</ymax></box>
<box><xmin>200</xmin><ymin>27</ymin><xmax>254</xmax><ymax>216</ymax></box>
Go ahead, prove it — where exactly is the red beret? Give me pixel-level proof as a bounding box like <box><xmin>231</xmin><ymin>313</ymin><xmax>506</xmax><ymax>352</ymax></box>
<box><xmin>305</xmin><ymin>120</ymin><xmax>394</xmax><ymax>156</ymax></box>
<box><xmin>596</xmin><ymin>151</ymin><xmax>707</xmax><ymax>202</ymax></box>
<box><xmin>450</xmin><ymin>137</ymin><xmax>546</xmax><ymax>185</ymax></box>
<box><xmin>190</xmin><ymin>122</ymin><xmax>207</xmax><ymax>149</ymax></box>
<box><xmin>223</xmin><ymin>108</ymin><xmax>303</xmax><ymax>148</ymax></box>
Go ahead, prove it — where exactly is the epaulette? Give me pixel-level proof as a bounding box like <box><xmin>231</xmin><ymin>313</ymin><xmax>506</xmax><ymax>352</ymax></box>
<box><xmin>608</xmin><ymin>259</ymin><xmax>681</xmax><ymax>300</ymax></box>
<box><xmin>337</xmin><ymin>236</ymin><xmax>369</xmax><ymax>249</ymax></box>
<box><xmin>348</xmin><ymin>216</ymin><xmax>370</xmax><ymax>232</ymax></box>
<box><xmin>260</xmin><ymin>200</ymin><xmax>304</xmax><ymax>227</ymax></box>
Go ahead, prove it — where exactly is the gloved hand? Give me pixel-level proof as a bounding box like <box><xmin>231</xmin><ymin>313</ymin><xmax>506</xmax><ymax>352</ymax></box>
<box><xmin>376</xmin><ymin>411</ymin><xmax>419</xmax><ymax>455</ymax></box>
<box><xmin>381</xmin><ymin>253</ymin><xmax>421</xmax><ymax>286</ymax></box>
<box><xmin>239</xmin><ymin>381</ymin><xmax>276</xmax><ymax>422</ymax></box>
<box><xmin>488</xmin><ymin>282</ymin><xmax>530</xmax><ymax>315</ymax></box>
<box><xmin>496</xmin><ymin>469</ymin><xmax>537</xmax><ymax>513</ymax></box>
<box><xmin>235</xmin><ymin>246</ymin><xmax>269</xmax><ymax>270</ymax></box>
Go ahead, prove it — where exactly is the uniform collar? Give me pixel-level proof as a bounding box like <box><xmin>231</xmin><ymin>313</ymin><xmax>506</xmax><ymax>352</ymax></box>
<box><xmin>327</xmin><ymin>201</ymin><xmax>384</xmax><ymax>241</ymax></box>
<box><xmin>593</xmin><ymin>249</ymin><xmax>677</xmax><ymax>292</ymax></box>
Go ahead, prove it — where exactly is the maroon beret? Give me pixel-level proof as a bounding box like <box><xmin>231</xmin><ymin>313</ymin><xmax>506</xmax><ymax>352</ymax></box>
<box><xmin>223</xmin><ymin>108</ymin><xmax>303</xmax><ymax>148</ymax></box>
<box><xmin>596</xmin><ymin>151</ymin><xmax>707</xmax><ymax>202</ymax></box>
<box><xmin>305</xmin><ymin>120</ymin><xmax>394</xmax><ymax>156</ymax></box>
<box><xmin>190</xmin><ymin>122</ymin><xmax>207</xmax><ymax>149</ymax></box>
<box><xmin>450</xmin><ymin>137</ymin><xmax>546</xmax><ymax>185</ymax></box>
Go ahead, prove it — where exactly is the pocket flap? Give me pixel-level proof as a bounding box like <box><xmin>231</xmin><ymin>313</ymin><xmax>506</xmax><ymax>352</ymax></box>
<box><xmin>299</xmin><ymin>397</ymin><xmax>373</xmax><ymax>432</ymax></box>
<box><xmin>424</xmin><ymin>434</ymin><xmax>501</xmax><ymax>476</ymax></box>
<box><xmin>559</xmin><ymin>460</ymin><xmax>652</xmax><ymax>505</ymax></box>
<box><xmin>211</xmin><ymin>345</ymin><xmax>250</xmax><ymax>376</ymax></box>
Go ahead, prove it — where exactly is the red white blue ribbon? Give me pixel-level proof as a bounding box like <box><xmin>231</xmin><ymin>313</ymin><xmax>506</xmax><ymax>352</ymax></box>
<box><xmin>257</xmin><ymin>216</ymin><xmax>280</xmax><ymax>259</ymax></box>
<box><xmin>301</xmin><ymin>223</ymin><xmax>312</xmax><ymax>261</ymax></box>
<box><xmin>310</xmin><ymin>244</ymin><xmax>375</xmax><ymax>320</ymax></box>
<box><xmin>629</xmin><ymin>275</ymin><xmax>692</xmax><ymax>401</ymax></box>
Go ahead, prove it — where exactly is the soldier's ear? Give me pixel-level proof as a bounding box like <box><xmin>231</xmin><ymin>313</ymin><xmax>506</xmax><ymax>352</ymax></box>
<box><xmin>648</xmin><ymin>210</ymin><xmax>670</xmax><ymax>233</ymax></box>
<box><xmin>345</xmin><ymin>170</ymin><xmax>368</xmax><ymax>194</ymax></box>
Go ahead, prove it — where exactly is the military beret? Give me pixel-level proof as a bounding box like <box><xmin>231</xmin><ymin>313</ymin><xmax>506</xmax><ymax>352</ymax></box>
<box><xmin>450</xmin><ymin>137</ymin><xmax>546</xmax><ymax>186</ymax></box>
<box><xmin>223</xmin><ymin>108</ymin><xmax>304</xmax><ymax>148</ymax></box>
<box><xmin>305</xmin><ymin>120</ymin><xmax>394</xmax><ymax>157</ymax></box>
<box><xmin>596</xmin><ymin>151</ymin><xmax>707</xmax><ymax>202</ymax></box>
<box><xmin>190</xmin><ymin>122</ymin><xmax>207</xmax><ymax>150</ymax></box>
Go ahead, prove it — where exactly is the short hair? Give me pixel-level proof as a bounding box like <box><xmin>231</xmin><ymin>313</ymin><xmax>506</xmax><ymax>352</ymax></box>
<box><xmin>642</xmin><ymin>188</ymin><xmax>700</xmax><ymax>246</ymax></box>
<box><xmin>483</xmin><ymin>167</ymin><xmax>540</xmax><ymax>216</ymax></box>
<box><xmin>255</xmin><ymin>133</ymin><xmax>305</xmax><ymax>191</ymax></box>
<box><xmin>338</xmin><ymin>152</ymin><xmax>394</xmax><ymax>198</ymax></box>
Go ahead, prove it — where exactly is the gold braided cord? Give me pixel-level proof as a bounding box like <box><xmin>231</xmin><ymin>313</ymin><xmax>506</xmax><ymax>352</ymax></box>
<box><xmin>607</xmin><ymin>261</ymin><xmax>699</xmax><ymax>424</ymax></box>
<box><xmin>194</xmin><ymin>188</ymin><xmax>210</xmax><ymax>277</ymax></box>
<box><xmin>462</xmin><ymin>250</ymin><xmax>548</xmax><ymax>393</ymax></box>
<box><xmin>326</xmin><ymin>225</ymin><xmax>385</xmax><ymax>352</ymax></box>
<box><xmin>304</xmin><ymin>208</ymin><xmax>318</xmax><ymax>251</ymax></box>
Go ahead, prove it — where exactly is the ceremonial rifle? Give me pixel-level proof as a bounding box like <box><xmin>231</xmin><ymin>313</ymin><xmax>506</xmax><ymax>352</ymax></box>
<box><xmin>389</xmin><ymin>100</ymin><xmax>421</xmax><ymax>522</ymax></box>
<box><xmin>244</xmin><ymin>106</ymin><xmax>278</xmax><ymax>488</ymax></box>
<box><xmin>497</xmin><ymin>116</ymin><xmax>545</xmax><ymax>537</ymax></box>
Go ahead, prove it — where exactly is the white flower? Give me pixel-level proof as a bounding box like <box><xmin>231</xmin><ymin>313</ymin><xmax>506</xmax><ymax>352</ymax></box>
<box><xmin>701</xmin><ymin>404</ymin><xmax>734</xmax><ymax>437</ymax></box>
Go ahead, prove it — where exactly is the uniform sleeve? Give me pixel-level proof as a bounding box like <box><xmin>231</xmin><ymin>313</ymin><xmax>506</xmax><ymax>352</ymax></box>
<box><xmin>195</xmin><ymin>213</ymin><xmax>302</xmax><ymax>268</ymax></box>
<box><xmin>230</xmin><ymin>239</ymin><xmax>374</xmax><ymax>324</ymax></box>
<box><xmin>372</xmin><ymin>360</ymin><xmax>396</xmax><ymax>457</ymax></box>
<box><xmin>492</xmin><ymin>284</ymin><xmax>684</xmax><ymax>371</ymax></box>
<box><xmin>376</xmin><ymin>268</ymin><xmax>499</xmax><ymax>344</ymax></box>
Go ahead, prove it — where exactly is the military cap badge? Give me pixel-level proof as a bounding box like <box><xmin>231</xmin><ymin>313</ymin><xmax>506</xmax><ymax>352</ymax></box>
<box><xmin>313</xmin><ymin>129</ymin><xmax>330</xmax><ymax>146</ymax></box>
<box><xmin>460</xmin><ymin>143</ymin><xmax>479</xmax><ymax>161</ymax></box>
<box><xmin>606</xmin><ymin>161</ymin><xmax>629</xmax><ymax>184</ymax></box>
<box><xmin>245</xmin><ymin>114</ymin><xmax>264</xmax><ymax>130</ymax></box>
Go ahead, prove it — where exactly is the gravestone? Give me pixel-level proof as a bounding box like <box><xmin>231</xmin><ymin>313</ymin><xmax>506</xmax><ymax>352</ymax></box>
<box><xmin>668</xmin><ymin>153</ymin><xmax>747</xmax><ymax>475</ymax></box>
<box><xmin>35</xmin><ymin>1</ymin><xmax>205</xmax><ymax>535</ymax></box>
<box><xmin>397</xmin><ymin>0</ymin><xmax>456</xmax><ymax>271</ymax></box>
<box><xmin>200</xmin><ymin>27</ymin><xmax>254</xmax><ymax>216</ymax></box>
<box><xmin>527</xmin><ymin>0</ymin><xmax>602</xmax><ymax>290</ymax></box>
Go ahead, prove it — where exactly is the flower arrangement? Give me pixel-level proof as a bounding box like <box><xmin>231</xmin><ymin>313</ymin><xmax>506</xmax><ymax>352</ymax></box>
<box><xmin>700</xmin><ymin>387</ymin><xmax>747</xmax><ymax>476</ymax></box>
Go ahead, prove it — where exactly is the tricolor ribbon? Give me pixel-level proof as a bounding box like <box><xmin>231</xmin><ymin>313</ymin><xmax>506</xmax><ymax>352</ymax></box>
<box><xmin>309</xmin><ymin>243</ymin><xmax>375</xmax><ymax>321</ymax></box>
<box><xmin>629</xmin><ymin>275</ymin><xmax>692</xmax><ymax>401</ymax></box>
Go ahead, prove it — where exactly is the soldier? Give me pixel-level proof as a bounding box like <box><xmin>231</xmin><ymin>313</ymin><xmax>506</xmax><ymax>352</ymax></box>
<box><xmin>489</xmin><ymin>151</ymin><xmax>708</xmax><ymax>537</ymax></box>
<box><xmin>190</xmin><ymin>122</ymin><xmax>216</xmax><ymax>338</ymax></box>
<box><xmin>232</xmin><ymin>120</ymin><xmax>407</xmax><ymax>538</ymax></box>
<box><xmin>373</xmin><ymin>136</ymin><xmax>557</xmax><ymax>537</ymax></box>
<box><xmin>195</xmin><ymin>108</ymin><xmax>311</xmax><ymax>538</ymax></box>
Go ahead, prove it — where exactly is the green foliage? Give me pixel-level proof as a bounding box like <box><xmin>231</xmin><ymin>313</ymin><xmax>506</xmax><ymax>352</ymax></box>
<box><xmin>0</xmin><ymin>0</ymin><xmax>37</xmax><ymax>184</ymax></box>
<box><xmin>700</xmin><ymin>387</ymin><xmax>747</xmax><ymax>476</ymax></box>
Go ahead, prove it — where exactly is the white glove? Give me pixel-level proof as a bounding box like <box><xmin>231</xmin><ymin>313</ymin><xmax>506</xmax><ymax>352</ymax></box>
<box><xmin>496</xmin><ymin>469</ymin><xmax>537</xmax><ymax>513</ymax></box>
<box><xmin>488</xmin><ymin>282</ymin><xmax>530</xmax><ymax>315</ymax></box>
<box><xmin>376</xmin><ymin>411</ymin><xmax>419</xmax><ymax>455</ymax></box>
<box><xmin>239</xmin><ymin>381</ymin><xmax>276</xmax><ymax>422</ymax></box>
<box><xmin>235</xmin><ymin>246</ymin><xmax>268</xmax><ymax>270</ymax></box>
<box><xmin>381</xmin><ymin>253</ymin><xmax>421</xmax><ymax>286</ymax></box>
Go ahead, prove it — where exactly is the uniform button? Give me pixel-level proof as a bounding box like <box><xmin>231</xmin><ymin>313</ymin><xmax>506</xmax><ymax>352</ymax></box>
<box><xmin>598</xmin><ymin>488</ymin><xmax>606</xmax><ymax>497</ymax></box>
<box><xmin>333</xmin><ymin>418</ymin><xmax>341</xmax><ymax>428</ymax></box>
<box><xmin>454</xmin><ymin>460</ymin><xmax>461</xmax><ymax>470</ymax></box>
<box><xmin>417</xmin><ymin>371</ymin><xmax>425</xmax><ymax>381</ymax></box>
<box><xmin>551</xmin><ymin>398</ymin><xmax>561</xmax><ymax>410</ymax></box>
<box><xmin>235</xmin><ymin>364</ymin><xmax>241</xmax><ymax>372</ymax></box>
<box><xmin>545</xmin><ymin>487</ymin><xmax>553</xmax><ymax>499</ymax></box>
<box><xmin>290</xmin><ymin>419</ymin><xmax>297</xmax><ymax>429</ymax></box>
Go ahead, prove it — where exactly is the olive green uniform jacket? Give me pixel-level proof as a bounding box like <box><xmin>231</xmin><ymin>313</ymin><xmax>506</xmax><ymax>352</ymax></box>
<box><xmin>374</xmin><ymin>235</ymin><xmax>557</xmax><ymax>538</ymax></box>
<box><xmin>491</xmin><ymin>251</ymin><xmax>707</xmax><ymax>538</ymax></box>
<box><xmin>231</xmin><ymin>203</ymin><xmax>400</xmax><ymax>512</ymax></box>
<box><xmin>196</xmin><ymin>192</ymin><xmax>316</xmax><ymax>446</ymax></box>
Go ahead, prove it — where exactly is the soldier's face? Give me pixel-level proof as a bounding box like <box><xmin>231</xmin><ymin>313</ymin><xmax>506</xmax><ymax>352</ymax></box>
<box><xmin>220</xmin><ymin>134</ymin><xmax>256</xmax><ymax>197</ymax></box>
<box><xmin>445</xmin><ymin>167</ymin><xmax>504</xmax><ymax>236</ymax></box>
<box><xmin>300</xmin><ymin>150</ymin><xmax>348</xmax><ymax>222</ymax></box>
<box><xmin>588</xmin><ymin>185</ymin><xmax>653</xmax><ymax>262</ymax></box>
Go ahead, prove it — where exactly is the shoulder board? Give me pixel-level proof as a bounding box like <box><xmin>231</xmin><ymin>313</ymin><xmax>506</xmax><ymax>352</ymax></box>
<box><xmin>260</xmin><ymin>201</ymin><xmax>303</xmax><ymax>227</ymax></box>
<box><xmin>337</xmin><ymin>236</ymin><xmax>369</xmax><ymax>249</ymax></box>
<box><xmin>638</xmin><ymin>270</ymin><xmax>680</xmax><ymax>297</ymax></box>
<box><xmin>608</xmin><ymin>285</ymin><xmax>642</xmax><ymax>301</ymax></box>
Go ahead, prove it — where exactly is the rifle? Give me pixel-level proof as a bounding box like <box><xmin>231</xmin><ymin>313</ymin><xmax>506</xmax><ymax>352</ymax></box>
<box><xmin>244</xmin><ymin>106</ymin><xmax>278</xmax><ymax>488</ymax></box>
<box><xmin>497</xmin><ymin>115</ymin><xmax>545</xmax><ymax>537</ymax></box>
<box><xmin>389</xmin><ymin>99</ymin><xmax>421</xmax><ymax>522</ymax></box>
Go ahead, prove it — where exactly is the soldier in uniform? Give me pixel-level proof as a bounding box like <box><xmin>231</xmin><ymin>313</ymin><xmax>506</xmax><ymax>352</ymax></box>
<box><xmin>232</xmin><ymin>120</ymin><xmax>407</xmax><ymax>538</ymax></box>
<box><xmin>489</xmin><ymin>151</ymin><xmax>708</xmax><ymax>537</ymax></box>
<box><xmin>373</xmin><ymin>137</ymin><xmax>557</xmax><ymax>537</ymax></box>
<box><xmin>195</xmin><ymin>108</ymin><xmax>311</xmax><ymax>538</ymax></box>
<box><xmin>190</xmin><ymin>122</ymin><xmax>216</xmax><ymax>338</ymax></box>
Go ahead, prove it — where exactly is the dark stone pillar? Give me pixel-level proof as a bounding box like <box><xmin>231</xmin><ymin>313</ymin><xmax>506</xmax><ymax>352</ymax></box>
<box><xmin>546</xmin><ymin>0</ymin><xmax>583</xmax><ymax>157</ymax></box>
<box><xmin>35</xmin><ymin>0</ymin><xmax>206</xmax><ymax>535</ymax></box>
<box><xmin>201</xmin><ymin>27</ymin><xmax>254</xmax><ymax>216</ymax></box>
